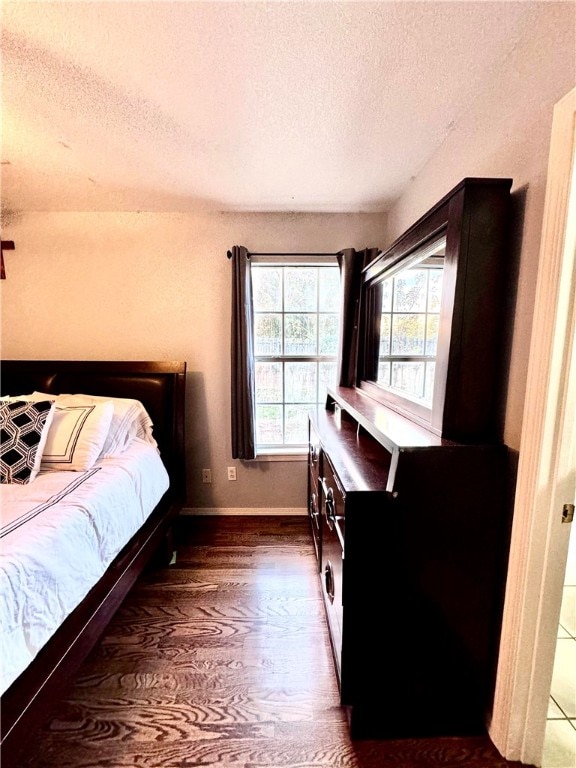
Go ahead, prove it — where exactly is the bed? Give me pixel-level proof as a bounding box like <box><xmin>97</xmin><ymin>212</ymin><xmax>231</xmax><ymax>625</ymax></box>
<box><xmin>0</xmin><ymin>360</ymin><xmax>186</xmax><ymax>767</ymax></box>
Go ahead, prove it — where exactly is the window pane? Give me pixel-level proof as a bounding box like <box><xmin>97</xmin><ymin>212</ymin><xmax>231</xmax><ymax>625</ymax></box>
<box><xmin>319</xmin><ymin>314</ymin><xmax>339</xmax><ymax>355</ymax></box>
<box><xmin>424</xmin><ymin>362</ymin><xmax>436</xmax><ymax>405</ymax></box>
<box><xmin>285</xmin><ymin>404</ymin><xmax>311</xmax><ymax>444</ymax></box>
<box><xmin>427</xmin><ymin>270</ymin><xmax>443</xmax><ymax>312</ymax></box>
<box><xmin>394</xmin><ymin>270</ymin><xmax>427</xmax><ymax>312</ymax></box>
<box><xmin>284</xmin><ymin>268</ymin><xmax>317</xmax><ymax>311</ymax></box>
<box><xmin>391</xmin><ymin>314</ymin><xmax>426</xmax><ymax>355</ymax></box>
<box><xmin>426</xmin><ymin>314</ymin><xmax>439</xmax><ymax>356</ymax></box>
<box><xmin>377</xmin><ymin>361</ymin><xmax>391</xmax><ymax>386</ymax></box>
<box><xmin>285</xmin><ymin>362</ymin><xmax>317</xmax><ymax>403</ymax></box>
<box><xmin>391</xmin><ymin>361</ymin><xmax>425</xmax><ymax>399</ymax></box>
<box><xmin>256</xmin><ymin>404</ymin><xmax>283</xmax><ymax>444</ymax></box>
<box><xmin>284</xmin><ymin>314</ymin><xmax>317</xmax><ymax>355</ymax></box>
<box><xmin>252</xmin><ymin>267</ymin><xmax>282</xmax><ymax>311</ymax></box>
<box><xmin>380</xmin><ymin>313</ymin><xmax>391</xmax><ymax>356</ymax></box>
<box><xmin>319</xmin><ymin>268</ymin><xmax>340</xmax><ymax>312</ymax></box>
<box><xmin>381</xmin><ymin>278</ymin><xmax>393</xmax><ymax>312</ymax></box>
<box><xmin>255</xmin><ymin>362</ymin><xmax>282</xmax><ymax>403</ymax></box>
<box><xmin>254</xmin><ymin>314</ymin><xmax>282</xmax><ymax>355</ymax></box>
<box><xmin>319</xmin><ymin>362</ymin><xmax>336</xmax><ymax>400</ymax></box>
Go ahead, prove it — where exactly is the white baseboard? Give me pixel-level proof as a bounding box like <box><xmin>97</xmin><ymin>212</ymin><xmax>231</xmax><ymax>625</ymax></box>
<box><xmin>180</xmin><ymin>507</ymin><xmax>307</xmax><ymax>516</ymax></box>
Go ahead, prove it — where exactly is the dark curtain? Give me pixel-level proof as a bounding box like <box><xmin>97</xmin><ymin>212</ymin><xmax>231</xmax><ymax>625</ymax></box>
<box><xmin>336</xmin><ymin>247</ymin><xmax>379</xmax><ymax>387</ymax></box>
<box><xmin>228</xmin><ymin>245</ymin><xmax>256</xmax><ymax>460</ymax></box>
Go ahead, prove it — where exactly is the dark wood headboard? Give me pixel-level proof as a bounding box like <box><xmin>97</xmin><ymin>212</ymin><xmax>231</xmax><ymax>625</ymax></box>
<box><xmin>0</xmin><ymin>360</ymin><xmax>187</xmax><ymax>504</ymax></box>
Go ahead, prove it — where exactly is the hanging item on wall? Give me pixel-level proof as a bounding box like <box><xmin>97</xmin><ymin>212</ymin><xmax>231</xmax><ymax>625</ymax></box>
<box><xmin>0</xmin><ymin>240</ymin><xmax>15</xmax><ymax>279</ymax></box>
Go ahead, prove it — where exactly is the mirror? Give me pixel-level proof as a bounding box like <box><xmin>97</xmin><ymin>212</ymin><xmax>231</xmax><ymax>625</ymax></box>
<box><xmin>365</xmin><ymin>235</ymin><xmax>445</xmax><ymax>408</ymax></box>
<box><xmin>356</xmin><ymin>177</ymin><xmax>513</xmax><ymax>442</ymax></box>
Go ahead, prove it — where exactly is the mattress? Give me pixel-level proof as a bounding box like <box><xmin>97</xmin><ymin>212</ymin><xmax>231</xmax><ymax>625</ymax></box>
<box><xmin>0</xmin><ymin>439</ymin><xmax>169</xmax><ymax>695</ymax></box>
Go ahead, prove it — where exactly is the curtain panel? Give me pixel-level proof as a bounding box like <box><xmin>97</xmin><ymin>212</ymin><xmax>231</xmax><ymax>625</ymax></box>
<box><xmin>228</xmin><ymin>245</ymin><xmax>256</xmax><ymax>460</ymax></box>
<box><xmin>337</xmin><ymin>247</ymin><xmax>379</xmax><ymax>387</ymax></box>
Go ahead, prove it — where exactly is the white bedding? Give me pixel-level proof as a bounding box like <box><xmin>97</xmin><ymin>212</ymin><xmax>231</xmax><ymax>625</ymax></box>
<box><xmin>0</xmin><ymin>439</ymin><xmax>169</xmax><ymax>695</ymax></box>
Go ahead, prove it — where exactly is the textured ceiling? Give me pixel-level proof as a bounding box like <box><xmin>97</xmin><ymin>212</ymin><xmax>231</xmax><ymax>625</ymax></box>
<box><xmin>1</xmin><ymin>1</ymin><xmax>572</xmax><ymax>214</ymax></box>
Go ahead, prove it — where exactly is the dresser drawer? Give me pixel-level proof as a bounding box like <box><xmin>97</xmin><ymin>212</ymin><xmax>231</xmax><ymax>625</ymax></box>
<box><xmin>321</xmin><ymin>455</ymin><xmax>345</xmax><ymax>554</ymax></box>
<box><xmin>319</xmin><ymin>457</ymin><xmax>345</xmax><ymax>685</ymax></box>
<box><xmin>308</xmin><ymin>470</ymin><xmax>321</xmax><ymax>565</ymax></box>
<box><xmin>321</xmin><ymin>510</ymin><xmax>344</xmax><ymax>683</ymax></box>
<box><xmin>308</xmin><ymin>419</ymin><xmax>323</xmax><ymax>565</ymax></box>
<box><xmin>308</xmin><ymin>421</ymin><xmax>322</xmax><ymax>482</ymax></box>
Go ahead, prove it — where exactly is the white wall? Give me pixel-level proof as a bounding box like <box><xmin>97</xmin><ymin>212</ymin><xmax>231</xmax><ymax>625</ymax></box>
<box><xmin>0</xmin><ymin>211</ymin><xmax>388</xmax><ymax>512</ymax></box>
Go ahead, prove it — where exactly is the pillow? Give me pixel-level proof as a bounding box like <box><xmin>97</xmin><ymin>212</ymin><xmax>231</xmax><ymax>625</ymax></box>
<box><xmin>0</xmin><ymin>400</ymin><xmax>55</xmax><ymax>484</ymax></box>
<box><xmin>31</xmin><ymin>392</ymin><xmax>156</xmax><ymax>455</ymax></box>
<box><xmin>39</xmin><ymin>401</ymin><xmax>114</xmax><ymax>471</ymax></box>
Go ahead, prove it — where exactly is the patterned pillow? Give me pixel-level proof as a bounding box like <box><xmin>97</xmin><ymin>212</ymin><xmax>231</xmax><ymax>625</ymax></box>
<box><xmin>39</xmin><ymin>401</ymin><xmax>114</xmax><ymax>471</ymax></box>
<box><xmin>0</xmin><ymin>400</ymin><xmax>55</xmax><ymax>484</ymax></box>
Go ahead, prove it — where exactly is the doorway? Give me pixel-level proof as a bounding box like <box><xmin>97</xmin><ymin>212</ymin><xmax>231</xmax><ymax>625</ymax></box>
<box><xmin>489</xmin><ymin>87</ymin><xmax>576</xmax><ymax>766</ymax></box>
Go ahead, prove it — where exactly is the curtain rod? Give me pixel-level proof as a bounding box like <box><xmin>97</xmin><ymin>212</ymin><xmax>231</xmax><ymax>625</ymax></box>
<box><xmin>227</xmin><ymin>250</ymin><xmax>340</xmax><ymax>259</ymax></box>
<box><xmin>250</xmin><ymin>251</ymin><xmax>339</xmax><ymax>256</ymax></box>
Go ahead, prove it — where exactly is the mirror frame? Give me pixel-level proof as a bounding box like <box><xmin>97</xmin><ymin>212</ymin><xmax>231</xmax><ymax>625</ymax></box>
<box><xmin>357</xmin><ymin>177</ymin><xmax>513</xmax><ymax>442</ymax></box>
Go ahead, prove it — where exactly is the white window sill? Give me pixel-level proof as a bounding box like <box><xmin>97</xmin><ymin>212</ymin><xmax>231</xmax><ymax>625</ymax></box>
<box><xmin>254</xmin><ymin>450</ymin><xmax>307</xmax><ymax>462</ymax></box>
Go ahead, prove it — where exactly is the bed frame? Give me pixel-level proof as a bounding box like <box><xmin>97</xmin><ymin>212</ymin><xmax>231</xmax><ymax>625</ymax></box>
<box><xmin>0</xmin><ymin>360</ymin><xmax>187</xmax><ymax>767</ymax></box>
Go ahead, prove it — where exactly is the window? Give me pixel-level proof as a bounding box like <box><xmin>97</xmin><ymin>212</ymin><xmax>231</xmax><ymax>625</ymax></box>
<box><xmin>252</xmin><ymin>261</ymin><xmax>340</xmax><ymax>454</ymax></box>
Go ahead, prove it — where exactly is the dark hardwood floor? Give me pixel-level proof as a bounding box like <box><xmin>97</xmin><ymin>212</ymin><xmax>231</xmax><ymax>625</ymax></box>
<box><xmin>20</xmin><ymin>516</ymin><xmax>531</xmax><ymax>768</ymax></box>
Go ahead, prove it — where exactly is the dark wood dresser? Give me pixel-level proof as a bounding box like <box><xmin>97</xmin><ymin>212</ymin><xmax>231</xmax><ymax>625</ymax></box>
<box><xmin>308</xmin><ymin>178</ymin><xmax>515</xmax><ymax>740</ymax></box>
<box><xmin>308</xmin><ymin>386</ymin><xmax>515</xmax><ymax>739</ymax></box>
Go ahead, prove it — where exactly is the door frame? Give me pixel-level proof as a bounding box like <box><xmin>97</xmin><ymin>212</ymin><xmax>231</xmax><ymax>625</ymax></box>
<box><xmin>489</xmin><ymin>87</ymin><xmax>576</xmax><ymax>765</ymax></box>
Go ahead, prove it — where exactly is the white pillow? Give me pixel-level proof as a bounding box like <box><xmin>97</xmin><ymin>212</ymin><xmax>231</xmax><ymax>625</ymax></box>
<box><xmin>0</xmin><ymin>399</ymin><xmax>55</xmax><ymax>483</ymax></box>
<box><xmin>39</xmin><ymin>401</ymin><xmax>114</xmax><ymax>471</ymax></box>
<box><xmin>31</xmin><ymin>392</ymin><xmax>156</xmax><ymax>455</ymax></box>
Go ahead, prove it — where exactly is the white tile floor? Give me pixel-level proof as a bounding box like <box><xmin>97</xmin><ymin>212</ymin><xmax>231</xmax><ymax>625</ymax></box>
<box><xmin>542</xmin><ymin>543</ymin><xmax>576</xmax><ymax>768</ymax></box>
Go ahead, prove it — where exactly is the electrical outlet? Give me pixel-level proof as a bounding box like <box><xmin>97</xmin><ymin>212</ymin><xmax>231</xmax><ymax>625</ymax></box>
<box><xmin>227</xmin><ymin>466</ymin><xmax>237</xmax><ymax>481</ymax></box>
<box><xmin>202</xmin><ymin>469</ymin><xmax>212</xmax><ymax>483</ymax></box>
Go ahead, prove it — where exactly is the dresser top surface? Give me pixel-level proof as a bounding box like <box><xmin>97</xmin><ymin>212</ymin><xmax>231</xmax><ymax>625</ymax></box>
<box><xmin>326</xmin><ymin>387</ymin><xmax>457</xmax><ymax>452</ymax></box>
<box><xmin>311</xmin><ymin>406</ymin><xmax>392</xmax><ymax>494</ymax></box>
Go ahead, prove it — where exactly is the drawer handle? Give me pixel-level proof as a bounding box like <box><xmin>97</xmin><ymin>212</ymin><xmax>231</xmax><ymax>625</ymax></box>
<box><xmin>324</xmin><ymin>560</ymin><xmax>335</xmax><ymax>603</ymax></box>
<box><xmin>334</xmin><ymin>517</ymin><xmax>345</xmax><ymax>553</ymax></box>
<box><xmin>325</xmin><ymin>487</ymin><xmax>336</xmax><ymax>530</ymax></box>
<box><xmin>309</xmin><ymin>491</ymin><xmax>319</xmax><ymax>522</ymax></box>
<box><xmin>310</xmin><ymin>444</ymin><xmax>319</xmax><ymax>464</ymax></box>
<box><xmin>320</xmin><ymin>478</ymin><xmax>345</xmax><ymax>551</ymax></box>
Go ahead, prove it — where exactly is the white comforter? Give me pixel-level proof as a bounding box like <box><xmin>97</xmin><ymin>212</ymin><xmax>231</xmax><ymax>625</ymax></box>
<box><xmin>0</xmin><ymin>439</ymin><xmax>169</xmax><ymax>695</ymax></box>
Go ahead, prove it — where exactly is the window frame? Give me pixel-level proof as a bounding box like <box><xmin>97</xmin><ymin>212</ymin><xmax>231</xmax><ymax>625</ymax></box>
<box><xmin>251</xmin><ymin>255</ymin><xmax>340</xmax><ymax>458</ymax></box>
